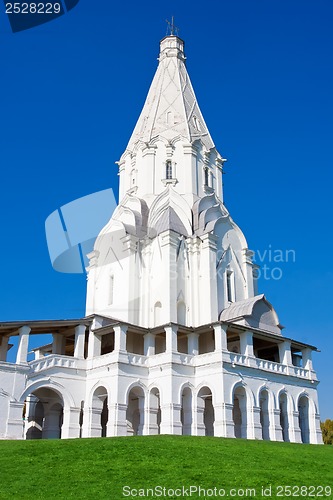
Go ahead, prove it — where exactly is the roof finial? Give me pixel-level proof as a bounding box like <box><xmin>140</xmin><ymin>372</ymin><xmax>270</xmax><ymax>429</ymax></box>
<box><xmin>166</xmin><ymin>16</ymin><xmax>179</xmax><ymax>37</ymax></box>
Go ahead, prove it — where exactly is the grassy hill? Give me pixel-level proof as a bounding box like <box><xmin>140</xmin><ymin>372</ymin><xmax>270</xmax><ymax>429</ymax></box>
<box><xmin>0</xmin><ymin>436</ymin><xmax>332</xmax><ymax>499</ymax></box>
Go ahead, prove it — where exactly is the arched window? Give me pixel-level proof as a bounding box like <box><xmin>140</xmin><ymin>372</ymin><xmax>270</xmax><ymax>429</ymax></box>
<box><xmin>204</xmin><ymin>167</ymin><xmax>209</xmax><ymax>187</ymax></box>
<box><xmin>226</xmin><ymin>270</ymin><xmax>234</xmax><ymax>303</ymax></box>
<box><xmin>166</xmin><ymin>160</ymin><xmax>173</xmax><ymax>180</ymax></box>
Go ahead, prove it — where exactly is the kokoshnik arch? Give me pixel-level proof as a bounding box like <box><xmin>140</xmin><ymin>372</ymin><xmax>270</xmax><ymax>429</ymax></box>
<box><xmin>0</xmin><ymin>33</ymin><xmax>323</xmax><ymax>444</ymax></box>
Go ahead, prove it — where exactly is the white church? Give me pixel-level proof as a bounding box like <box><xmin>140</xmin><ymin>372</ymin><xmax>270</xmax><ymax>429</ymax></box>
<box><xmin>0</xmin><ymin>33</ymin><xmax>323</xmax><ymax>444</ymax></box>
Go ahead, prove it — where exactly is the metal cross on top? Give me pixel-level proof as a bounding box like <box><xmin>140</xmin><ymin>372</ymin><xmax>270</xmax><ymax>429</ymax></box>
<box><xmin>166</xmin><ymin>16</ymin><xmax>179</xmax><ymax>36</ymax></box>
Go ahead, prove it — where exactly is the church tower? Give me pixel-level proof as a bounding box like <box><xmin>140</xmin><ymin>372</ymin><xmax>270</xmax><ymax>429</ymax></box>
<box><xmin>0</xmin><ymin>31</ymin><xmax>322</xmax><ymax>444</ymax></box>
<box><xmin>86</xmin><ymin>35</ymin><xmax>258</xmax><ymax>328</ymax></box>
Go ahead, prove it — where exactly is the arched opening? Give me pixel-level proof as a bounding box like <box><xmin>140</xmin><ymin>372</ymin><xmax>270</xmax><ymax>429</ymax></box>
<box><xmin>181</xmin><ymin>387</ymin><xmax>192</xmax><ymax>435</ymax></box>
<box><xmin>25</xmin><ymin>388</ymin><xmax>63</xmax><ymax>440</ymax></box>
<box><xmin>197</xmin><ymin>387</ymin><xmax>214</xmax><ymax>436</ymax></box>
<box><xmin>148</xmin><ymin>388</ymin><xmax>161</xmax><ymax>435</ymax></box>
<box><xmin>154</xmin><ymin>302</ymin><xmax>162</xmax><ymax>326</ymax></box>
<box><xmin>232</xmin><ymin>386</ymin><xmax>247</xmax><ymax>439</ymax></box>
<box><xmin>279</xmin><ymin>393</ymin><xmax>289</xmax><ymax>442</ymax></box>
<box><xmin>127</xmin><ymin>386</ymin><xmax>144</xmax><ymax>436</ymax></box>
<box><xmin>298</xmin><ymin>395</ymin><xmax>310</xmax><ymax>444</ymax></box>
<box><xmin>259</xmin><ymin>389</ymin><xmax>270</xmax><ymax>440</ymax></box>
<box><xmin>91</xmin><ymin>386</ymin><xmax>108</xmax><ymax>438</ymax></box>
<box><xmin>177</xmin><ymin>301</ymin><xmax>186</xmax><ymax>325</ymax></box>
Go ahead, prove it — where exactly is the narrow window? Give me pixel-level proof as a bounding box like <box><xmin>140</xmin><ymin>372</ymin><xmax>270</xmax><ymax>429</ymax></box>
<box><xmin>204</xmin><ymin>167</ymin><xmax>209</xmax><ymax>187</ymax></box>
<box><xmin>227</xmin><ymin>271</ymin><xmax>234</xmax><ymax>303</ymax></box>
<box><xmin>108</xmin><ymin>275</ymin><xmax>114</xmax><ymax>305</ymax></box>
<box><xmin>166</xmin><ymin>160</ymin><xmax>173</xmax><ymax>180</ymax></box>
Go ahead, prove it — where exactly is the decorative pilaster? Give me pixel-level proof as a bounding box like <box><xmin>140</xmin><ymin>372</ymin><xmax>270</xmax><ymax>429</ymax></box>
<box><xmin>160</xmin><ymin>231</ymin><xmax>179</xmax><ymax>324</ymax></box>
<box><xmin>142</xmin><ymin>145</ymin><xmax>156</xmax><ymax>196</ymax></box>
<box><xmin>61</xmin><ymin>407</ymin><xmax>81</xmax><ymax>439</ymax></box>
<box><xmin>160</xmin><ymin>403</ymin><xmax>182</xmax><ymax>435</ymax></box>
<box><xmin>200</xmin><ymin>233</ymin><xmax>218</xmax><ymax>324</ymax></box>
<box><xmin>213</xmin><ymin>402</ymin><xmax>225</xmax><ymax>437</ymax></box>
<box><xmin>106</xmin><ymin>403</ymin><xmax>127</xmax><ymax>437</ymax></box>
<box><xmin>272</xmin><ymin>408</ymin><xmax>284</xmax><ymax>442</ymax></box>
<box><xmin>289</xmin><ymin>411</ymin><xmax>302</xmax><ymax>443</ymax></box>
<box><xmin>6</xmin><ymin>401</ymin><xmax>25</xmax><ymax>439</ymax></box>
<box><xmin>223</xmin><ymin>402</ymin><xmax>235</xmax><ymax>438</ymax></box>
<box><xmin>251</xmin><ymin>406</ymin><xmax>262</xmax><ymax>440</ymax></box>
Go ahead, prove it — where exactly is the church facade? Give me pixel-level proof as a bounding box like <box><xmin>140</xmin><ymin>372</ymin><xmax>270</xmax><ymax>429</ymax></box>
<box><xmin>0</xmin><ymin>35</ymin><xmax>323</xmax><ymax>443</ymax></box>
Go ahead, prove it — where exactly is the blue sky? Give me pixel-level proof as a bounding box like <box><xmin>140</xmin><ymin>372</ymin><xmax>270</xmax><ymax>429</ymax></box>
<box><xmin>0</xmin><ymin>0</ymin><xmax>332</xmax><ymax>419</ymax></box>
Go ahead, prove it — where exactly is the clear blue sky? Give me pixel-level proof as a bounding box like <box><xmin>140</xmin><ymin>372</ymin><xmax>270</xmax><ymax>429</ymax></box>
<box><xmin>1</xmin><ymin>0</ymin><xmax>332</xmax><ymax>419</ymax></box>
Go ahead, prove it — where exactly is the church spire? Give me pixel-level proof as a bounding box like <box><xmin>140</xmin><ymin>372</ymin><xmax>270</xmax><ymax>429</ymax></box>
<box><xmin>125</xmin><ymin>31</ymin><xmax>215</xmax><ymax>152</ymax></box>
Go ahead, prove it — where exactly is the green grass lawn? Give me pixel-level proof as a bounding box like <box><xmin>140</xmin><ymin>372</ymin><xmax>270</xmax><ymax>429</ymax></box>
<box><xmin>0</xmin><ymin>436</ymin><xmax>332</xmax><ymax>499</ymax></box>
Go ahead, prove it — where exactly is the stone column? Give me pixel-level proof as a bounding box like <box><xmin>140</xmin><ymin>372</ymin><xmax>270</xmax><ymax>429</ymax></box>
<box><xmin>165</xmin><ymin>325</ymin><xmax>178</xmax><ymax>353</ymax></box>
<box><xmin>188</xmin><ymin>332</ymin><xmax>199</xmax><ymax>355</ymax></box>
<box><xmin>74</xmin><ymin>324</ymin><xmax>86</xmax><ymax>359</ymax></box>
<box><xmin>214</xmin><ymin>324</ymin><xmax>227</xmax><ymax>351</ymax></box>
<box><xmin>239</xmin><ymin>331</ymin><xmax>254</xmax><ymax>357</ymax></box>
<box><xmin>61</xmin><ymin>407</ymin><xmax>81</xmax><ymax>439</ymax></box>
<box><xmin>16</xmin><ymin>326</ymin><xmax>31</xmax><ymax>364</ymax></box>
<box><xmin>278</xmin><ymin>340</ymin><xmax>292</xmax><ymax>366</ymax></box>
<box><xmin>0</xmin><ymin>336</ymin><xmax>9</xmax><ymax>362</ymax></box>
<box><xmin>52</xmin><ymin>334</ymin><xmax>65</xmax><ymax>355</ymax></box>
<box><xmin>302</xmin><ymin>348</ymin><xmax>313</xmax><ymax>371</ymax></box>
<box><xmin>114</xmin><ymin>325</ymin><xmax>128</xmax><ymax>353</ymax></box>
<box><xmin>87</xmin><ymin>328</ymin><xmax>101</xmax><ymax>358</ymax></box>
<box><xmin>144</xmin><ymin>333</ymin><xmax>155</xmax><ymax>356</ymax></box>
